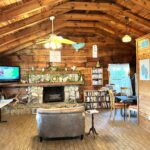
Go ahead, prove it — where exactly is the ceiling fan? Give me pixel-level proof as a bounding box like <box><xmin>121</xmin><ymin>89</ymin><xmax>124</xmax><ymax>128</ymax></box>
<box><xmin>37</xmin><ymin>16</ymin><xmax>85</xmax><ymax>51</ymax></box>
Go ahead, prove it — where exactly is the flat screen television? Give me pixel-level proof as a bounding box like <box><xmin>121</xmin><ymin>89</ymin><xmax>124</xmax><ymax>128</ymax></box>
<box><xmin>0</xmin><ymin>66</ymin><xmax>20</xmax><ymax>82</ymax></box>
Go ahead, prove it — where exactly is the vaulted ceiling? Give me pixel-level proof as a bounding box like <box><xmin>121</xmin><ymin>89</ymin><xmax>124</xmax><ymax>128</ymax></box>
<box><xmin>0</xmin><ymin>0</ymin><xmax>150</xmax><ymax>56</ymax></box>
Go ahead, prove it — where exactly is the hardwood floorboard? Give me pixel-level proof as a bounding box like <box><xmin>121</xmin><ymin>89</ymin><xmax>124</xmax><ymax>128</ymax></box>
<box><xmin>0</xmin><ymin>110</ymin><xmax>150</xmax><ymax>150</ymax></box>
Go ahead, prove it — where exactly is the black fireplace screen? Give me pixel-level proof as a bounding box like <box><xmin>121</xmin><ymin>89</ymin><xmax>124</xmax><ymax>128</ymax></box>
<box><xmin>43</xmin><ymin>86</ymin><xmax>64</xmax><ymax>103</ymax></box>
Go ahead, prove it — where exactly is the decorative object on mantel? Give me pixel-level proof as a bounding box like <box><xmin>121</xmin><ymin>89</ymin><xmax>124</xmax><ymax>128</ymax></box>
<box><xmin>71</xmin><ymin>66</ymin><xmax>76</xmax><ymax>71</ymax></box>
<box><xmin>24</xmin><ymin>66</ymin><xmax>84</xmax><ymax>84</ymax></box>
<box><xmin>96</xmin><ymin>61</ymin><xmax>100</xmax><ymax>68</ymax></box>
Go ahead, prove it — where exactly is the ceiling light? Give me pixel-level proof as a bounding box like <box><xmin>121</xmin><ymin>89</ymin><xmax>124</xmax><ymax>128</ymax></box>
<box><xmin>122</xmin><ymin>16</ymin><xmax>132</xmax><ymax>43</ymax></box>
<box><xmin>44</xmin><ymin>42</ymin><xmax>62</xmax><ymax>49</ymax></box>
<box><xmin>122</xmin><ymin>34</ymin><xmax>132</xmax><ymax>43</ymax></box>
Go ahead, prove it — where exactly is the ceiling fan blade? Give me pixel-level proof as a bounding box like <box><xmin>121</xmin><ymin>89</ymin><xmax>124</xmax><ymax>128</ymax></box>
<box><xmin>53</xmin><ymin>36</ymin><xmax>76</xmax><ymax>44</ymax></box>
<box><xmin>72</xmin><ymin>42</ymin><xmax>85</xmax><ymax>51</ymax></box>
<box><xmin>36</xmin><ymin>39</ymin><xmax>51</xmax><ymax>44</ymax></box>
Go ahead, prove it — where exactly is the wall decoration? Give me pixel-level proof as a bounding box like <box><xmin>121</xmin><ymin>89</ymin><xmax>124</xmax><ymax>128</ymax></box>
<box><xmin>138</xmin><ymin>39</ymin><xmax>149</xmax><ymax>49</ymax></box>
<box><xmin>92</xmin><ymin>45</ymin><xmax>98</xmax><ymax>58</ymax></box>
<box><xmin>50</xmin><ymin>50</ymin><xmax>61</xmax><ymax>62</ymax></box>
<box><xmin>140</xmin><ymin>59</ymin><xmax>150</xmax><ymax>80</ymax></box>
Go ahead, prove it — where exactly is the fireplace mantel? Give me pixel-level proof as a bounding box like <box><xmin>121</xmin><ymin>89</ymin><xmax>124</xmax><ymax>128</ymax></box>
<box><xmin>0</xmin><ymin>82</ymin><xmax>84</xmax><ymax>88</ymax></box>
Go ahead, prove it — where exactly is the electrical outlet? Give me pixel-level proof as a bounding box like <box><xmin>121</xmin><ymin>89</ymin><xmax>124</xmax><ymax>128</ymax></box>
<box><xmin>148</xmin><ymin>116</ymin><xmax>150</xmax><ymax>121</ymax></box>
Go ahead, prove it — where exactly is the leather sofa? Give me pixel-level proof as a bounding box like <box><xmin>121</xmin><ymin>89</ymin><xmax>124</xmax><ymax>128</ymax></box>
<box><xmin>36</xmin><ymin>106</ymin><xmax>85</xmax><ymax>141</ymax></box>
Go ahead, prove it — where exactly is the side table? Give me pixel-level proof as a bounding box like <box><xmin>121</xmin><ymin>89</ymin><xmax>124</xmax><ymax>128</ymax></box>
<box><xmin>86</xmin><ymin>109</ymin><xmax>99</xmax><ymax>138</ymax></box>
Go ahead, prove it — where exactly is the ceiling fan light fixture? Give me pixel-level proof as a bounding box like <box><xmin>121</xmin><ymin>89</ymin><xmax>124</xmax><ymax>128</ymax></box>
<box><xmin>44</xmin><ymin>42</ymin><xmax>51</xmax><ymax>49</ymax></box>
<box><xmin>44</xmin><ymin>41</ymin><xmax>62</xmax><ymax>50</ymax></box>
<box><xmin>122</xmin><ymin>34</ymin><xmax>132</xmax><ymax>43</ymax></box>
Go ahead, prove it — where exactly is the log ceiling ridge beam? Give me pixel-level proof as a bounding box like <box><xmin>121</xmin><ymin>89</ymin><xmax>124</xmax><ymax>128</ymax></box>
<box><xmin>61</xmin><ymin>2</ymin><xmax>150</xmax><ymax>28</ymax></box>
<box><xmin>0</xmin><ymin>0</ymin><xmax>68</xmax><ymax>22</ymax></box>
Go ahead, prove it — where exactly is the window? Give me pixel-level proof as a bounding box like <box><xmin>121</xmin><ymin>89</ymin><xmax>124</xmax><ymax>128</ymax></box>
<box><xmin>108</xmin><ymin>64</ymin><xmax>132</xmax><ymax>96</ymax></box>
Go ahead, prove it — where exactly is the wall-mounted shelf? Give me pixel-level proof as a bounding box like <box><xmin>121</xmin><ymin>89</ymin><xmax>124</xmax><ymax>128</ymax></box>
<box><xmin>0</xmin><ymin>82</ymin><xmax>84</xmax><ymax>88</ymax></box>
<box><xmin>92</xmin><ymin>67</ymin><xmax>103</xmax><ymax>86</ymax></box>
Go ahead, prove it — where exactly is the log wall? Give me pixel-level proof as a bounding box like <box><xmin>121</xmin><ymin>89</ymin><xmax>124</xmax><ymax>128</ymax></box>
<box><xmin>0</xmin><ymin>40</ymin><xmax>135</xmax><ymax>101</ymax></box>
<box><xmin>136</xmin><ymin>33</ymin><xmax>150</xmax><ymax>132</ymax></box>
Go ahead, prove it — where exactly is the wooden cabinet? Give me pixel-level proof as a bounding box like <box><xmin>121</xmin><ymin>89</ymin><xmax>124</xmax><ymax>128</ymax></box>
<box><xmin>91</xmin><ymin>67</ymin><xmax>103</xmax><ymax>86</ymax></box>
<box><xmin>84</xmin><ymin>90</ymin><xmax>110</xmax><ymax>110</ymax></box>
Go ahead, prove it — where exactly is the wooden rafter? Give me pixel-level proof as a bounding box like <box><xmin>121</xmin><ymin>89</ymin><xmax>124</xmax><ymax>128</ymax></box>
<box><xmin>0</xmin><ymin>0</ymin><xmax>68</xmax><ymax>22</ymax></box>
<box><xmin>0</xmin><ymin>19</ymin><xmax>134</xmax><ymax>55</ymax></box>
<box><xmin>0</xmin><ymin>7</ymin><xmax>70</xmax><ymax>37</ymax></box>
<box><xmin>1</xmin><ymin>19</ymin><xmax>135</xmax><ymax>49</ymax></box>
<box><xmin>0</xmin><ymin>21</ymin><xmax>66</xmax><ymax>53</ymax></box>
<box><xmin>130</xmin><ymin>0</ymin><xmax>150</xmax><ymax>11</ymax></box>
<box><xmin>58</xmin><ymin>2</ymin><xmax>150</xmax><ymax>28</ymax></box>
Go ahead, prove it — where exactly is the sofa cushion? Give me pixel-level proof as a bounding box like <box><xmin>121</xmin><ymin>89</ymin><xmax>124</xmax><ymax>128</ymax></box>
<box><xmin>37</xmin><ymin>106</ymin><xmax>85</xmax><ymax>114</ymax></box>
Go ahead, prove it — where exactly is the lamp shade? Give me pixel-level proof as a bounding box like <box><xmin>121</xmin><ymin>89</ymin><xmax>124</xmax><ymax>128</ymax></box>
<box><xmin>44</xmin><ymin>42</ymin><xmax>62</xmax><ymax>49</ymax></box>
<box><xmin>122</xmin><ymin>34</ymin><xmax>132</xmax><ymax>43</ymax></box>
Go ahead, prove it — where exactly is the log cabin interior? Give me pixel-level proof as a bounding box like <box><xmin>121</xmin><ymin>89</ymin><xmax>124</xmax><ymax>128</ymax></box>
<box><xmin>0</xmin><ymin>0</ymin><xmax>150</xmax><ymax>149</ymax></box>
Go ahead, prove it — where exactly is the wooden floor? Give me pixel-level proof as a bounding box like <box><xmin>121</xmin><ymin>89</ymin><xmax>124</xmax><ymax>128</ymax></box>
<box><xmin>0</xmin><ymin>110</ymin><xmax>150</xmax><ymax>150</ymax></box>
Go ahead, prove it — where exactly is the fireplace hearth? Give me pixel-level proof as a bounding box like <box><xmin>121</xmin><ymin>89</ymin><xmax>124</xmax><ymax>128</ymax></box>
<box><xmin>43</xmin><ymin>86</ymin><xmax>64</xmax><ymax>103</ymax></box>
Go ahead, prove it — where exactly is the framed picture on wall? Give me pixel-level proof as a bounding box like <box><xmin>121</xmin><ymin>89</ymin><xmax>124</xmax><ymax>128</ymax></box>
<box><xmin>49</xmin><ymin>50</ymin><xmax>61</xmax><ymax>62</ymax></box>
<box><xmin>92</xmin><ymin>45</ymin><xmax>98</xmax><ymax>58</ymax></box>
<box><xmin>139</xmin><ymin>59</ymin><xmax>150</xmax><ymax>80</ymax></box>
<box><xmin>138</xmin><ymin>38</ymin><xmax>150</xmax><ymax>50</ymax></box>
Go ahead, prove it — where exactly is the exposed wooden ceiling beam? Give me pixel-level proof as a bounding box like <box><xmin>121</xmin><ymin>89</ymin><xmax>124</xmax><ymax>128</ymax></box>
<box><xmin>0</xmin><ymin>20</ymin><xmax>52</xmax><ymax>46</ymax></box>
<box><xmin>0</xmin><ymin>7</ymin><xmax>70</xmax><ymax>37</ymax></box>
<box><xmin>0</xmin><ymin>0</ymin><xmax>68</xmax><ymax>22</ymax></box>
<box><xmin>131</xmin><ymin>0</ymin><xmax>150</xmax><ymax>10</ymax></box>
<box><xmin>0</xmin><ymin>11</ymin><xmax>144</xmax><ymax>41</ymax></box>
<box><xmin>0</xmin><ymin>42</ymin><xmax>34</xmax><ymax>56</ymax></box>
<box><xmin>0</xmin><ymin>19</ymin><xmax>134</xmax><ymax>53</ymax></box>
<box><xmin>0</xmin><ymin>21</ymin><xmax>66</xmax><ymax>53</ymax></box>
<box><xmin>0</xmin><ymin>1</ymin><xmax>148</xmax><ymax>39</ymax></box>
<box><xmin>61</xmin><ymin>13</ymin><xmax>144</xmax><ymax>36</ymax></box>
<box><xmin>59</xmin><ymin>2</ymin><xmax>150</xmax><ymax>28</ymax></box>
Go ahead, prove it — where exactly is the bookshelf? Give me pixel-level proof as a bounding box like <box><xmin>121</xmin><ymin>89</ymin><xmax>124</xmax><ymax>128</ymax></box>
<box><xmin>92</xmin><ymin>67</ymin><xmax>103</xmax><ymax>86</ymax></box>
<box><xmin>84</xmin><ymin>90</ymin><xmax>110</xmax><ymax>110</ymax></box>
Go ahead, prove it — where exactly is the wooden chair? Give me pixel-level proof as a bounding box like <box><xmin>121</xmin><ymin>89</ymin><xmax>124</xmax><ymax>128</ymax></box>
<box><xmin>120</xmin><ymin>87</ymin><xmax>131</xmax><ymax>96</ymax></box>
<box><xmin>108</xmin><ymin>90</ymin><xmax>126</xmax><ymax>120</ymax></box>
<box><xmin>128</xmin><ymin>105</ymin><xmax>138</xmax><ymax>121</ymax></box>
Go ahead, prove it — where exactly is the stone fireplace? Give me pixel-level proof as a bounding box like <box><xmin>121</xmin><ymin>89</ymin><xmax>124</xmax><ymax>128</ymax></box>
<box><xmin>27</xmin><ymin>85</ymin><xmax>80</xmax><ymax>104</ymax></box>
<box><xmin>43</xmin><ymin>86</ymin><xmax>64</xmax><ymax>103</ymax></box>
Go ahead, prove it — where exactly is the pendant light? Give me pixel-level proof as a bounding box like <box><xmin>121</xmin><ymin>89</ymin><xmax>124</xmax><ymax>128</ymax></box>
<box><xmin>122</xmin><ymin>16</ymin><xmax>132</xmax><ymax>43</ymax></box>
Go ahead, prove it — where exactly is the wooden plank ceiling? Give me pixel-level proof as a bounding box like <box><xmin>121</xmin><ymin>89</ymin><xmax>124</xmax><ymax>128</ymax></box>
<box><xmin>0</xmin><ymin>0</ymin><xmax>149</xmax><ymax>56</ymax></box>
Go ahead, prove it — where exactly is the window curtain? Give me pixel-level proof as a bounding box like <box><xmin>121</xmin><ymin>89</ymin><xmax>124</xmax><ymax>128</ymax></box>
<box><xmin>108</xmin><ymin>64</ymin><xmax>133</xmax><ymax>96</ymax></box>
